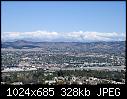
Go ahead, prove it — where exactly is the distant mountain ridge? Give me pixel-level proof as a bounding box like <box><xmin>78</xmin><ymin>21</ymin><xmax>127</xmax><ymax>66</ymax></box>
<box><xmin>1</xmin><ymin>40</ymin><xmax>125</xmax><ymax>55</ymax></box>
<box><xmin>2</xmin><ymin>40</ymin><xmax>39</xmax><ymax>49</ymax></box>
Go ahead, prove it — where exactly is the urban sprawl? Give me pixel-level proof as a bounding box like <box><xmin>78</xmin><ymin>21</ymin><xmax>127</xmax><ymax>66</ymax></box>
<box><xmin>1</xmin><ymin>41</ymin><xmax>126</xmax><ymax>85</ymax></box>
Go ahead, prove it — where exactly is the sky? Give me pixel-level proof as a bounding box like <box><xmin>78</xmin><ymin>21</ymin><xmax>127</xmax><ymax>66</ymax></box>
<box><xmin>1</xmin><ymin>1</ymin><xmax>126</xmax><ymax>42</ymax></box>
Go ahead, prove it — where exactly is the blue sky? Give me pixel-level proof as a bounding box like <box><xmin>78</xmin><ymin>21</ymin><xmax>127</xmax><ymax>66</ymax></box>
<box><xmin>1</xmin><ymin>1</ymin><xmax>126</xmax><ymax>42</ymax></box>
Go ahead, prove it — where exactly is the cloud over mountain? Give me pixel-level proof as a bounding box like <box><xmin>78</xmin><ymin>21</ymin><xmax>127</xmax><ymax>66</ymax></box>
<box><xmin>2</xmin><ymin>30</ymin><xmax>125</xmax><ymax>42</ymax></box>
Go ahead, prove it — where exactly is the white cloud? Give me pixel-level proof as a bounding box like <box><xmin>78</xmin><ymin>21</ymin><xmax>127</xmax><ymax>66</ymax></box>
<box><xmin>2</xmin><ymin>30</ymin><xmax>125</xmax><ymax>42</ymax></box>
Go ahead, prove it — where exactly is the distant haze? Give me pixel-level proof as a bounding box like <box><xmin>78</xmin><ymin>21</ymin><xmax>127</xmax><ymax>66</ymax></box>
<box><xmin>2</xmin><ymin>1</ymin><xmax>126</xmax><ymax>42</ymax></box>
<box><xmin>2</xmin><ymin>30</ymin><xmax>125</xmax><ymax>42</ymax></box>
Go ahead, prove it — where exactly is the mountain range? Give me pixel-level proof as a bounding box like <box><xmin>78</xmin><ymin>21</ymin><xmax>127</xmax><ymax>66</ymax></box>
<box><xmin>1</xmin><ymin>40</ymin><xmax>125</xmax><ymax>55</ymax></box>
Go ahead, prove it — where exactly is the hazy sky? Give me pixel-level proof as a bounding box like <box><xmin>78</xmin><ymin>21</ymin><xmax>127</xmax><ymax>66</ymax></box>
<box><xmin>1</xmin><ymin>1</ymin><xmax>126</xmax><ymax>42</ymax></box>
